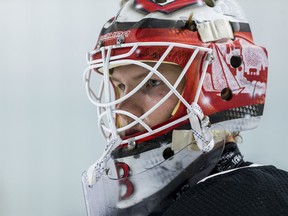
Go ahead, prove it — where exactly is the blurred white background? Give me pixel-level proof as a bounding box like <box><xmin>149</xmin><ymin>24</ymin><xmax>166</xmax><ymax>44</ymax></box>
<box><xmin>0</xmin><ymin>0</ymin><xmax>287</xmax><ymax>215</ymax></box>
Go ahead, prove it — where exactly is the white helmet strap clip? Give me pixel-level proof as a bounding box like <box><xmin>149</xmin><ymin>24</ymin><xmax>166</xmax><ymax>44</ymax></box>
<box><xmin>188</xmin><ymin>102</ymin><xmax>214</xmax><ymax>152</ymax></box>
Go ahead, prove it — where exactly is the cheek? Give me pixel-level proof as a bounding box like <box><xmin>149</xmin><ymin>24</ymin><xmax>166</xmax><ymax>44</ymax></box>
<box><xmin>162</xmin><ymin>94</ymin><xmax>179</xmax><ymax>113</ymax></box>
<box><xmin>146</xmin><ymin>93</ymin><xmax>179</xmax><ymax>124</ymax></box>
<box><xmin>144</xmin><ymin>89</ymin><xmax>165</xmax><ymax>106</ymax></box>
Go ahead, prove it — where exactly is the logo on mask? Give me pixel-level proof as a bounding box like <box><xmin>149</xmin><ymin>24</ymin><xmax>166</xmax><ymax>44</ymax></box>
<box><xmin>134</xmin><ymin>0</ymin><xmax>203</xmax><ymax>14</ymax></box>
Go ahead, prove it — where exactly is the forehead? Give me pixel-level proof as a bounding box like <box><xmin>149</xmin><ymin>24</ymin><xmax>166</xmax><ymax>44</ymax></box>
<box><xmin>111</xmin><ymin>62</ymin><xmax>182</xmax><ymax>78</ymax></box>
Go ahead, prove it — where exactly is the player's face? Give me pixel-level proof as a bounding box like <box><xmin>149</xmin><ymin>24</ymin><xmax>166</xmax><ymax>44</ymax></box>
<box><xmin>111</xmin><ymin>63</ymin><xmax>185</xmax><ymax>137</ymax></box>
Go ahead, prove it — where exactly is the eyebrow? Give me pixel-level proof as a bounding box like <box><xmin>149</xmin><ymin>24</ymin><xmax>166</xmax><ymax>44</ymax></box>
<box><xmin>110</xmin><ymin>69</ymin><xmax>155</xmax><ymax>83</ymax></box>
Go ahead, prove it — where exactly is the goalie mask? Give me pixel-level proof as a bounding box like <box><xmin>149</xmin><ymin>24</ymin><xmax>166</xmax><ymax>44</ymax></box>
<box><xmin>82</xmin><ymin>0</ymin><xmax>268</xmax><ymax>215</ymax></box>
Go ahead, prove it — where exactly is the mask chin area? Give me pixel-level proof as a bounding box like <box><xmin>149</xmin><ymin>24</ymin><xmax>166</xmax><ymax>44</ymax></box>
<box><xmin>82</xmin><ymin>124</ymin><xmax>226</xmax><ymax>216</ymax></box>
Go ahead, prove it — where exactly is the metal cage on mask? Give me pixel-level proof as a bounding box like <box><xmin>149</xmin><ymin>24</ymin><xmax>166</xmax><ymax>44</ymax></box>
<box><xmin>83</xmin><ymin>42</ymin><xmax>214</xmax><ymax>149</ymax></box>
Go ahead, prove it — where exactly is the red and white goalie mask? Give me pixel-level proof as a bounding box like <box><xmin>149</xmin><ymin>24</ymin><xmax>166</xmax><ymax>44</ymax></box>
<box><xmin>82</xmin><ymin>0</ymin><xmax>268</xmax><ymax>215</ymax></box>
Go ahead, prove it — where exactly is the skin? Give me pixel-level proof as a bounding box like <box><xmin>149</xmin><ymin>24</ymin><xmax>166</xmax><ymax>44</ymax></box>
<box><xmin>226</xmin><ymin>135</ymin><xmax>236</xmax><ymax>143</ymax></box>
<box><xmin>110</xmin><ymin>63</ymin><xmax>185</xmax><ymax>137</ymax></box>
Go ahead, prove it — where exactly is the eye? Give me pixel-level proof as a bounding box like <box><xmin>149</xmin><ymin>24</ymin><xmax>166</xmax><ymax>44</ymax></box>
<box><xmin>117</xmin><ymin>83</ymin><xmax>125</xmax><ymax>92</ymax></box>
<box><xmin>146</xmin><ymin>79</ymin><xmax>161</xmax><ymax>87</ymax></box>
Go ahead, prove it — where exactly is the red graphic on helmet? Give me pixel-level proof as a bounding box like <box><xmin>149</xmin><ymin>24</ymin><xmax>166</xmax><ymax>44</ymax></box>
<box><xmin>134</xmin><ymin>0</ymin><xmax>203</xmax><ymax>13</ymax></box>
<box><xmin>116</xmin><ymin>162</ymin><xmax>134</xmax><ymax>200</ymax></box>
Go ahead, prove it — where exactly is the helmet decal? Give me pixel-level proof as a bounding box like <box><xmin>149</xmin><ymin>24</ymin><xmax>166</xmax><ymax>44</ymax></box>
<box><xmin>134</xmin><ymin>0</ymin><xmax>204</xmax><ymax>14</ymax></box>
<box><xmin>201</xmin><ymin>39</ymin><xmax>268</xmax><ymax>112</ymax></box>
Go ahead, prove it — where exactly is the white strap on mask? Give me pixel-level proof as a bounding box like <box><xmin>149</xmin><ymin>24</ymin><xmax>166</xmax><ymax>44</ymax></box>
<box><xmin>188</xmin><ymin>102</ymin><xmax>214</xmax><ymax>152</ymax></box>
<box><xmin>197</xmin><ymin>19</ymin><xmax>234</xmax><ymax>43</ymax></box>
